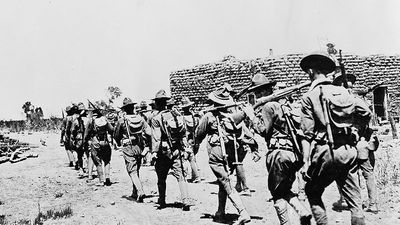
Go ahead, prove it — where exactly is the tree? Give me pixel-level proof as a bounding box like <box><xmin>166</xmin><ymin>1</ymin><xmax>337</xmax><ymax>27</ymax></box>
<box><xmin>106</xmin><ymin>86</ymin><xmax>122</xmax><ymax>105</ymax></box>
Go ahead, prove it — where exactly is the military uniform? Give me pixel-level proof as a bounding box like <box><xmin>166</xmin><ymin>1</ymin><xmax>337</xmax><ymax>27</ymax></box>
<box><xmin>84</xmin><ymin>110</ymin><xmax>114</xmax><ymax>186</ymax></box>
<box><xmin>60</xmin><ymin>106</ymin><xmax>76</xmax><ymax>167</ymax></box>
<box><xmin>180</xmin><ymin>97</ymin><xmax>201</xmax><ymax>183</ymax></box>
<box><xmin>299</xmin><ymin>52</ymin><xmax>371</xmax><ymax>225</ymax></box>
<box><xmin>69</xmin><ymin>103</ymin><xmax>90</xmax><ymax>176</ymax></box>
<box><xmin>248</xmin><ymin>74</ymin><xmax>311</xmax><ymax>225</ymax></box>
<box><xmin>150</xmin><ymin>90</ymin><xmax>191</xmax><ymax>211</ymax></box>
<box><xmin>114</xmin><ymin>98</ymin><xmax>151</xmax><ymax>202</ymax></box>
<box><xmin>195</xmin><ymin>88</ymin><xmax>251</xmax><ymax>225</ymax></box>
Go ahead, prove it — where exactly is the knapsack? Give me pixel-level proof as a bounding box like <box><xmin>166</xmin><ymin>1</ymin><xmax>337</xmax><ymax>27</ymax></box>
<box><xmin>160</xmin><ymin>110</ymin><xmax>185</xmax><ymax>142</ymax></box>
<box><xmin>124</xmin><ymin>115</ymin><xmax>144</xmax><ymax>135</ymax></box>
<box><xmin>321</xmin><ymin>85</ymin><xmax>357</xmax><ymax>144</ymax></box>
<box><xmin>93</xmin><ymin>116</ymin><xmax>109</xmax><ymax>140</ymax></box>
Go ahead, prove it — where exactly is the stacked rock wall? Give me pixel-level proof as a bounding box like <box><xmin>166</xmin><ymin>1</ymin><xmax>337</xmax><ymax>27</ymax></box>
<box><xmin>170</xmin><ymin>53</ymin><xmax>400</xmax><ymax>116</ymax></box>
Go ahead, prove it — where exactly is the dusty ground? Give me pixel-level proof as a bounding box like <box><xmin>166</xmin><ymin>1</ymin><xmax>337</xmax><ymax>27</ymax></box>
<box><xmin>1</xmin><ymin>131</ymin><xmax>400</xmax><ymax>225</ymax></box>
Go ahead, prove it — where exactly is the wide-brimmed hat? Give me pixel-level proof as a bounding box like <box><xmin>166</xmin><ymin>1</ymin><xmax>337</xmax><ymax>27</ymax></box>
<box><xmin>77</xmin><ymin>102</ymin><xmax>86</xmax><ymax>111</ymax></box>
<box><xmin>207</xmin><ymin>88</ymin><xmax>234</xmax><ymax>106</ymax></box>
<box><xmin>65</xmin><ymin>106</ymin><xmax>72</xmax><ymax>112</ymax></box>
<box><xmin>180</xmin><ymin>97</ymin><xmax>194</xmax><ymax>108</ymax></box>
<box><xmin>166</xmin><ymin>98</ymin><xmax>176</xmax><ymax>106</ymax></box>
<box><xmin>153</xmin><ymin>89</ymin><xmax>171</xmax><ymax>100</ymax></box>
<box><xmin>121</xmin><ymin>97</ymin><xmax>136</xmax><ymax>110</ymax></box>
<box><xmin>332</xmin><ymin>74</ymin><xmax>356</xmax><ymax>86</ymax></box>
<box><xmin>139</xmin><ymin>101</ymin><xmax>148</xmax><ymax>109</ymax></box>
<box><xmin>248</xmin><ymin>73</ymin><xmax>277</xmax><ymax>91</ymax></box>
<box><xmin>300</xmin><ymin>51</ymin><xmax>336</xmax><ymax>73</ymax></box>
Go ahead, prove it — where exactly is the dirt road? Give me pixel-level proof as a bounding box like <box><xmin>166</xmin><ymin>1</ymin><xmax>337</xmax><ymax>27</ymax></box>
<box><xmin>1</xmin><ymin>132</ymin><xmax>399</xmax><ymax>224</ymax></box>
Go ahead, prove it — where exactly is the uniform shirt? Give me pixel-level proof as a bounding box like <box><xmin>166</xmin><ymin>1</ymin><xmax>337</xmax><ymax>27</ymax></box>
<box><xmin>300</xmin><ymin>77</ymin><xmax>372</xmax><ymax>142</ymax></box>
<box><xmin>254</xmin><ymin>101</ymin><xmax>291</xmax><ymax>148</ymax></box>
<box><xmin>70</xmin><ymin>115</ymin><xmax>89</xmax><ymax>141</ymax></box>
<box><xmin>114</xmin><ymin>114</ymin><xmax>151</xmax><ymax>148</ymax></box>
<box><xmin>182</xmin><ymin>113</ymin><xmax>199</xmax><ymax>142</ymax></box>
<box><xmin>84</xmin><ymin>115</ymin><xmax>114</xmax><ymax>142</ymax></box>
<box><xmin>150</xmin><ymin>109</ymin><xmax>186</xmax><ymax>154</ymax></box>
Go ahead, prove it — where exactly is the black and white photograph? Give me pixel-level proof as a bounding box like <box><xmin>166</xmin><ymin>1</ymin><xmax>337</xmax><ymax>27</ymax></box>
<box><xmin>0</xmin><ymin>0</ymin><xmax>399</xmax><ymax>224</ymax></box>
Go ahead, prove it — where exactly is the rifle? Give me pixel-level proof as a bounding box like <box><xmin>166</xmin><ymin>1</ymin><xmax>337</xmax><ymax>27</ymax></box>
<box><xmin>87</xmin><ymin>99</ymin><xmax>102</xmax><ymax>116</ymax></box>
<box><xmin>281</xmin><ymin>104</ymin><xmax>302</xmax><ymax>162</ymax></box>
<box><xmin>320</xmin><ymin>86</ymin><xmax>335</xmax><ymax>160</ymax></box>
<box><xmin>233</xmin><ymin>86</ymin><xmax>250</xmax><ymax>101</ymax></box>
<box><xmin>338</xmin><ymin>50</ymin><xmax>349</xmax><ymax>89</ymax></box>
<box><xmin>201</xmin><ymin>101</ymin><xmax>246</xmax><ymax>114</ymax></box>
<box><xmin>253</xmin><ymin>81</ymin><xmax>311</xmax><ymax>109</ymax></box>
<box><xmin>160</xmin><ymin>110</ymin><xmax>187</xmax><ymax>182</ymax></box>
<box><xmin>61</xmin><ymin>109</ymin><xmax>65</xmax><ymax>119</ymax></box>
<box><xmin>215</xmin><ymin>115</ymin><xmax>230</xmax><ymax>175</ymax></box>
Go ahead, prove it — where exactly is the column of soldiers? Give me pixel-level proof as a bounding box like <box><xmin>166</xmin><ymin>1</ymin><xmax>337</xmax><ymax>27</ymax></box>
<box><xmin>59</xmin><ymin>51</ymin><xmax>379</xmax><ymax>225</ymax></box>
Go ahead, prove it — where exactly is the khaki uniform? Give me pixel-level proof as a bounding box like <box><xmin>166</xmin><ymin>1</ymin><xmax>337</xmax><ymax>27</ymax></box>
<box><xmin>300</xmin><ymin>78</ymin><xmax>371</xmax><ymax>225</ymax></box>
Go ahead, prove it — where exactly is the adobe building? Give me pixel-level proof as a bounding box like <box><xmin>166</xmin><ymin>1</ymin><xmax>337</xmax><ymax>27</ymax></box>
<box><xmin>170</xmin><ymin>53</ymin><xmax>400</xmax><ymax>122</ymax></box>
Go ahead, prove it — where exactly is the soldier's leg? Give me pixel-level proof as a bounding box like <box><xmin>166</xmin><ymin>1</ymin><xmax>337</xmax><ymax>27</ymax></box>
<box><xmin>91</xmin><ymin>146</ymin><xmax>104</xmax><ymax>185</ymax></box>
<box><xmin>337</xmin><ymin>165</ymin><xmax>365</xmax><ymax>225</ymax></box>
<box><xmin>87</xmin><ymin>151</ymin><xmax>94</xmax><ymax>180</ymax></box>
<box><xmin>171</xmin><ymin>155</ymin><xmax>190</xmax><ymax>210</ymax></box>
<box><xmin>154</xmin><ymin>154</ymin><xmax>170</xmax><ymax>207</ymax></box>
<box><xmin>102</xmin><ymin>145</ymin><xmax>112</xmax><ymax>186</ymax></box>
<box><xmin>209</xmin><ymin>162</ymin><xmax>250</xmax><ymax>224</ymax></box>
<box><xmin>188</xmin><ymin>150</ymin><xmax>200</xmax><ymax>182</ymax></box>
<box><xmin>360</xmin><ymin>151</ymin><xmax>378</xmax><ymax>213</ymax></box>
<box><xmin>236</xmin><ymin>164</ymin><xmax>250</xmax><ymax>195</ymax></box>
<box><xmin>65</xmin><ymin>143</ymin><xmax>75</xmax><ymax>166</ymax></box>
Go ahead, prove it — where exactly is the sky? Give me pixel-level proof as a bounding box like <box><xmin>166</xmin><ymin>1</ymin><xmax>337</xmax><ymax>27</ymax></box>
<box><xmin>0</xmin><ymin>0</ymin><xmax>399</xmax><ymax>120</ymax></box>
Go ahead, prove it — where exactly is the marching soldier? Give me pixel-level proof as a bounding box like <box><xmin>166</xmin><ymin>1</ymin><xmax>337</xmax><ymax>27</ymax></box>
<box><xmin>150</xmin><ymin>90</ymin><xmax>191</xmax><ymax>211</ymax></box>
<box><xmin>69</xmin><ymin>102</ymin><xmax>90</xmax><ymax>177</ymax></box>
<box><xmin>332</xmin><ymin>73</ymin><xmax>379</xmax><ymax>214</ymax></box>
<box><xmin>195</xmin><ymin>87</ymin><xmax>255</xmax><ymax>225</ymax></box>
<box><xmin>66</xmin><ymin>104</ymin><xmax>80</xmax><ymax>170</ymax></box>
<box><xmin>60</xmin><ymin>106</ymin><xmax>76</xmax><ymax>167</ymax></box>
<box><xmin>299</xmin><ymin>52</ymin><xmax>371</xmax><ymax>225</ymax></box>
<box><xmin>84</xmin><ymin>106</ymin><xmax>114</xmax><ymax>186</ymax></box>
<box><xmin>180</xmin><ymin>97</ymin><xmax>201</xmax><ymax>183</ymax></box>
<box><xmin>247</xmin><ymin>74</ymin><xmax>312</xmax><ymax>225</ymax></box>
<box><xmin>114</xmin><ymin>98</ymin><xmax>151</xmax><ymax>202</ymax></box>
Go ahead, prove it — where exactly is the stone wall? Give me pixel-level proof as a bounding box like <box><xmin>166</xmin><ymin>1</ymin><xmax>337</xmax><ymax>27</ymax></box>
<box><xmin>170</xmin><ymin>53</ymin><xmax>400</xmax><ymax>116</ymax></box>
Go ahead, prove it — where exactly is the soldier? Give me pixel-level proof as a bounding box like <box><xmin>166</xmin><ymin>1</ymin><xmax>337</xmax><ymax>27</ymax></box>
<box><xmin>84</xmin><ymin>106</ymin><xmax>114</xmax><ymax>186</ymax></box>
<box><xmin>60</xmin><ymin>106</ymin><xmax>76</xmax><ymax>167</ymax></box>
<box><xmin>299</xmin><ymin>52</ymin><xmax>371</xmax><ymax>225</ymax></box>
<box><xmin>150</xmin><ymin>90</ymin><xmax>191</xmax><ymax>211</ymax></box>
<box><xmin>69</xmin><ymin>103</ymin><xmax>90</xmax><ymax>177</ymax></box>
<box><xmin>66</xmin><ymin>104</ymin><xmax>80</xmax><ymax>170</ymax></box>
<box><xmin>247</xmin><ymin>74</ymin><xmax>312</xmax><ymax>225</ymax></box>
<box><xmin>332</xmin><ymin>74</ymin><xmax>379</xmax><ymax>214</ymax></box>
<box><xmin>114</xmin><ymin>98</ymin><xmax>151</xmax><ymax>202</ymax></box>
<box><xmin>180</xmin><ymin>97</ymin><xmax>201</xmax><ymax>183</ymax></box>
<box><xmin>195</xmin><ymin>88</ymin><xmax>254</xmax><ymax>225</ymax></box>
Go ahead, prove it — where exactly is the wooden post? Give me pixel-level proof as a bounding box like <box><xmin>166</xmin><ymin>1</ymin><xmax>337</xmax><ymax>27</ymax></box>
<box><xmin>388</xmin><ymin>113</ymin><xmax>398</xmax><ymax>139</ymax></box>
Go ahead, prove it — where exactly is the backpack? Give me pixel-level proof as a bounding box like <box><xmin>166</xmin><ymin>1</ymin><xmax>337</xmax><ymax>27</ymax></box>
<box><xmin>124</xmin><ymin>115</ymin><xmax>144</xmax><ymax>135</ymax></box>
<box><xmin>160</xmin><ymin>110</ymin><xmax>185</xmax><ymax>143</ymax></box>
<box><xmin>321</xmin><ymin>86</ymin><xmax>358</xmax><ymax>145</ymax></box>
<box><xmin>93</xmin><ymin>116</ymin><xmax>109</xmax><ymax>141</ymax></box>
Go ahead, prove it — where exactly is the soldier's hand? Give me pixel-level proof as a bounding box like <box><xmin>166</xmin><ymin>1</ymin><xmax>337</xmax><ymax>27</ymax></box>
<box><xmin>300</xmin><ymin>164</ymin><xmax>311</xmax><ymax>182</ymax></box>
<box><xmin>151</xmin><ymin>152</ymin><xmax>158</xmax><ymax>161</ymax></box>
<box><xmin>252</xmin><ymin>151</ymin><xmax>261</xmax><ymax>162</ymax></box>
<box><xmin>241</xmin><ymin>104</ymin><xmax>255</xmax><ymax>121</ymax></box>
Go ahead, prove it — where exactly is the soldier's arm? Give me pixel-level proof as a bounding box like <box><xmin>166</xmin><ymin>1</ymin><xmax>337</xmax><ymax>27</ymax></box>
<box><xmin>195</xmin><ymin>113</ymin><xmax>210</xmax><ymax>144</ymax></box>
<box><xmin>83</xmin><ymin>119</ymin><xmax>93</xmax><ymax>142</ymax></box>
<box><xmin>299</xmin><ymin>96</ymin><xmax>314</xmax><ymax>174</ymax></box>
<box><xmin>66</xmin><ymin>118</ymin><xmax>72</xmax><ymax>139</ymax></box>
<box><xmin>113</xmin><ymin>120</ymin><xmax>123</xmax><ymax>146</ymax></box>
<box><xmin>60</xmin><ymin>118</ymin><xmax>67</xmax><ymax>141</ymax></box>
<box><xmin>151</xmin><ymin>117</ymin><xmax>162</xmax><ymax>153</ymax></box>
<box><xmin>142</xmin><ymin>119</ymin><xmax>152</xmax><ymax>146</ymax></box>
<box><xmin>354</xmin><ymin>96</ymin><xmax>373</xmax><ymax>137</ymax></box>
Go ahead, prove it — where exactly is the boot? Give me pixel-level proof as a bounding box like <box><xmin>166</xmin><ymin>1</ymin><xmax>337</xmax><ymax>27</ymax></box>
<box><xmin>351</xmin><ymin>216</ymin><xmax>366</xmax><ymax>225</ymax></box>
<box><xmin>228</xmin><ymin>191</ymin><xmax>251</xmax><ymax>225</ymax></box>
<box><xmin>178</xmin><ymin>181</ymin><xmax>190</xmax><ymax>211</ymax></box>
<box><xmin>274</xmin><ymin>199</ymin><xmax>289</xmax><ymax>225</ymax></box>
<box><xmin>288</xmin><ymin>197</ymin><xmax>312</xmax><ymax>225</ymax></box>
<box><xmin>214</xmin><ymin>190</ymin><xmax>227</xmax><ymax>223</ymax></box>
<box><xmin>311</xmin><ymin>205</ymin><xmax>328</xmax><ymax>225</ymax></box>
<box><xmin>365</xmin><ymin>202</ymin><xmax>378</xmax><ymax>214</ymax></box>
